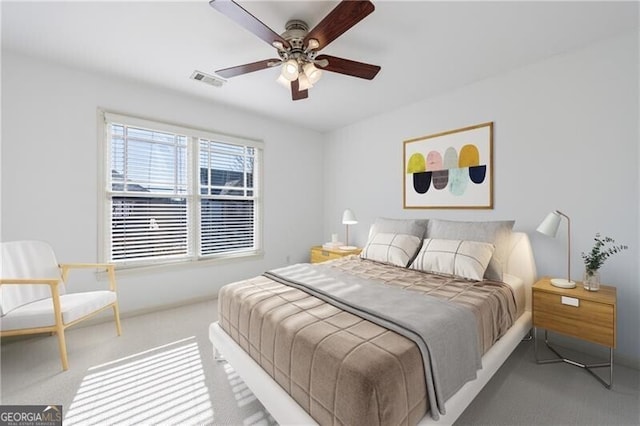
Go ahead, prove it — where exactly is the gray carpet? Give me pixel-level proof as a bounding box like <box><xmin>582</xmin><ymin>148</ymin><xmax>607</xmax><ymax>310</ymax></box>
<box><xmin>1</xmin><ymin>299</ymin><xmax>638</xmax><ymax>425</ymax></box>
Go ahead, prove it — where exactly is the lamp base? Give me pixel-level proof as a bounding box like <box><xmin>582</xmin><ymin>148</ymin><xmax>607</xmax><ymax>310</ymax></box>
<box><xmin>550</xmin><ymin>278</ymin><xmax>576</xmax><ymax>289</ymax></box>
<box><xmin>339</xmin><ymin>245</ymin><xmax>358</xmax><ymax>251</ymax></box>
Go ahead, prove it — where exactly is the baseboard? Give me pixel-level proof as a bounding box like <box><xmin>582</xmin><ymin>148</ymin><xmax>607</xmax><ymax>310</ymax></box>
<box><xmin>616</xmin><ymin>353</ymin><xmax>640</xmax><ymax>370</ymax></box>
<box><xmin>116</xmin><ymin>295</ymin><xmax>218</xmax><ymax>321</ymax></box>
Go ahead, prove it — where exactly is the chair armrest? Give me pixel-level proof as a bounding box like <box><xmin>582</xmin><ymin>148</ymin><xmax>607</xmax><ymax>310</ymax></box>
<box><xmin>59</xmin><ymin>263</ymin><xmax>114</xmax><ymax>270</ymax></box>
<box><xmin>0</xmin><ymin>278</ymin><xmax>60</xmax><ymax>286</ymax></box>
<box><xmin>59</xmin><ymin>263</ymin><xmax>117</xmax><ymax>292</ymax></box>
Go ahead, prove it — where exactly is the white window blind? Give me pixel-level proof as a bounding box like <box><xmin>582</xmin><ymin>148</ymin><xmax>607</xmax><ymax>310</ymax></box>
<box><xmin>103</xmin><ymin>112</ymin><xmax>262</xmax><ymax>266</ymax></box>
<box><xmin>199</xmin><ymin>140</ymin><xmax>256</xmax><ymax>255</ymax></box>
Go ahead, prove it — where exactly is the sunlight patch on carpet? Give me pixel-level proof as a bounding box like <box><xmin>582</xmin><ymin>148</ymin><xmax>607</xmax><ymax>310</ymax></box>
<box><xmin>224</xmin><ymin>362</ymin><xmax>257</xmax><ymax>407</ymax></box>
<box><xmin>64</xmin><ymin>336</ymin><xmax>214</xmax><ymax>425</ymax></box>
<box><xmin>222</xmin><ymin>362</ymin><xmax>276</xmax><ymax>426</ymax></box>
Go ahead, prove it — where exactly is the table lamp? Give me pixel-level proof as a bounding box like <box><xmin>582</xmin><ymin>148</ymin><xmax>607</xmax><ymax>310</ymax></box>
<box><xmin>537</xmin><ymin>210</ymin><xmax>575</xmax><ymax>288</ymax></box>
<box><xmin>341</xmin><ymin>209</ymin><xmax>358</xmax><ymax>250</ymax></box>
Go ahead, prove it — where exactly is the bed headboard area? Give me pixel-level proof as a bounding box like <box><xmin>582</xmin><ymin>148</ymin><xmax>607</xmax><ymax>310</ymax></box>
<box><xmin>505</xmin><ymin>231</ymin><xmax>537</xmax><ymax>311</ymax></box>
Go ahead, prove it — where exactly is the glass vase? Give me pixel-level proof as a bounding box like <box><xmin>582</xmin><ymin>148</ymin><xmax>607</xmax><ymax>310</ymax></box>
<box><xmin>583</xmin><ymin>269</ymin><xmax>600</xmax><ymax>291</ymax></box>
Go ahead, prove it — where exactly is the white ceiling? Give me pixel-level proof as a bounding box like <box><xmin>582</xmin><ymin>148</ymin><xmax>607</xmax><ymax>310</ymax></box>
<box><xmin>2</xmin><ymin>1</ymin><xmax>638</xmax><ymax>133</ymax></box>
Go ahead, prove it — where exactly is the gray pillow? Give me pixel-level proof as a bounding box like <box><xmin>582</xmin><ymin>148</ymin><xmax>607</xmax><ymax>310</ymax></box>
<box><xmin>368</xmin><ymin>217</ymin><xmax>428</xmax><ymax>240</ymax></box>
<box><xmin>426</xmin><ymin>219</ymin><xmax>515</xmax><ymax>281</ymax></box>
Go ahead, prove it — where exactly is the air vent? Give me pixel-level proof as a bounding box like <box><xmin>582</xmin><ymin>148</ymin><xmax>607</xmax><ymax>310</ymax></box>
<box><xmin>190</xmin><ymin>70</ymin><xmax>226</xmax><ymax>87</ymax></box>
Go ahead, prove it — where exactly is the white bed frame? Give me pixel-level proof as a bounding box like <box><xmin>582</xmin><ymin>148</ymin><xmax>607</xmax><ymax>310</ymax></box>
<box><xmin>209</xmin><ymin>232</ymin><xmax>537</xmax><ymax>426</ymax></box>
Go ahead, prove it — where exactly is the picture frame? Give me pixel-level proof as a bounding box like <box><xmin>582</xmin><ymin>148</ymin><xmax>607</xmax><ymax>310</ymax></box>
<box><xmin>403</xmin><ymin>122</ymin><xmax>493</xmax><ymax>209</ymax></box>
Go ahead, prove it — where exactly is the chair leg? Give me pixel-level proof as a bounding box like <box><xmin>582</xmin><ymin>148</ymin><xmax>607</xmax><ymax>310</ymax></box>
<box><xmin>56</xmin><ymin>327</ymin><xmax>69</xmax><ymax>371</ymax></box>
<box><xmin>113</xmin><ymin>303</ymin><xmax>122</xmax><ymax>336</ymax></box>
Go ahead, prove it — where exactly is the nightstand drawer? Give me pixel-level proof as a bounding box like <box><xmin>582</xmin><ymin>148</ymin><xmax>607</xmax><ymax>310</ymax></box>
<box><xmin>533</xmin><ymin>290</ymin><xmax>615</xmax><ymax>347</ymax></box>
<box><xmin>310</xmin><ymin>246</ymin><xmax>361</xmax><ymax>263</ymax></box>
<box><xmin>311</xmin><ymin>249</ymin><xmax>342</xmax><ymax>263</ymax></box>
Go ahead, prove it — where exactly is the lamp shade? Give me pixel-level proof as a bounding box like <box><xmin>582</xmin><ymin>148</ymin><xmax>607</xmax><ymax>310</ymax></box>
<box><xmin>276</xmin><ymin>74</ymin><xmax>290</xmax><ymax>88</ymax></box>
<box><xmin>297</xmin><ymin>73</ymin><xmax>313</xmax><ymax>90</ymax></box>
<box><xmin>303</xmin><ymin>62</ymin><xmax>322</xmax><ymax>84</ymax></box>
<box><xmin>281</xmin><ymin>59</ymin><xmax>299</xmax><ymax>81</ymax></box>
<box><xmin>342</xmin><ymin>209</ymin><xmax>357</xmax><ymax>225</ymax></box>
<box><xmin>537</xmin><ymin>211</ymin><xmax>561</xmax><ymax>237</ymax></box>
<box><xmin>536</xmin><ymin>210</ymin><xmax>574</xmax><ymax>288</ymax></box>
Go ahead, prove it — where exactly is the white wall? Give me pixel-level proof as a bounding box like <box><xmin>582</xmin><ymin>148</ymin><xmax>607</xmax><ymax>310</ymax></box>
<box><xmin>323</xmin><ymin>32</ymin><xmax>639</xmax><ymax>366</ymax></box>
<box><xmin>1</xmin><ymin>51</ymin><xmax>325</xmax><ymax>314</ymax></box>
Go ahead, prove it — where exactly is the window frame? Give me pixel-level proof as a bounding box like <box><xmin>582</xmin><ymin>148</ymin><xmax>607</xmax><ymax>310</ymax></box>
<box><xmin>98</xmin><ymin>110</ymin><xmax>264</xmax><ymax>270</ymax></box>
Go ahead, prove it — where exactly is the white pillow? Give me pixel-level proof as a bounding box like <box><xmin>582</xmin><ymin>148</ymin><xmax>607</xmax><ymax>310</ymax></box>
<box><xmin>360</xmin><ymin>233</ymin><xmax>422</xmax><ymax>267</ymax></box>
<box><xmin>409</xmin><ymin>238</ymin><xmax>495</xmax><ymax>281</ymax></box>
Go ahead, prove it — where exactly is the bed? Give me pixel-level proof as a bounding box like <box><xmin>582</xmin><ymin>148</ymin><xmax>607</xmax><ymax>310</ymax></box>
<box><xmin>209</xmin><ymin>219</ymin><xmax>537</xmax><ymax>425</ymax></box>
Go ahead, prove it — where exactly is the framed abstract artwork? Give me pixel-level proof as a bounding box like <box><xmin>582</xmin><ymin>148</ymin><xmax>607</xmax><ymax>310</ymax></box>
<box><xmin>403</xmin><ymin>122</ymin><xmax>493</xmax><ymax>209</ymax></box>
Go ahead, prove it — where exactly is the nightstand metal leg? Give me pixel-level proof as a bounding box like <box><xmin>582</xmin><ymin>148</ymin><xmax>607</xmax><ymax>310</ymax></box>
<box><xmin>534</xmin><ymin>328</ymin><xmax>613</xmax><ymax>389</ymax></box>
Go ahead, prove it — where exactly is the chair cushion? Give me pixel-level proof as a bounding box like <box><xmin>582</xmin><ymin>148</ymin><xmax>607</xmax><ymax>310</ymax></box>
<box><xmin>1</xmin><ymin>241</ymin><xmax>66</xmax><ymax>315</ymax></box>
<box><xmin>0</xmin><ymin>291</ymin><xmax>116</xmax><ymax>331</ymax></box>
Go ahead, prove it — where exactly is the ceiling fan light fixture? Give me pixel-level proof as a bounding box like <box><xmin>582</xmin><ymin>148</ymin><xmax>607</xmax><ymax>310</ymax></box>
<box><xmin>276</xmin><ymin>74</ymin><xmax>291</xmax><ymax>88</ymax></box>
<box><xmin>298</xmin><ymin>73</ymin><xmax>313</xmax><ymax>91</ymax></box>
<box><xmin>303</xmin><ymin>62</ymin><xmax>322</xmax><ymax>84</ymax></box>
<box><xmin>210</xmin><ymin>0</ymin><xmax>380</xmax><ymax>100</ymax></box>
<box><xmin>281</xmin><ymin>59</ymin><xmax>299</xmax><ymax>81</ymax></box>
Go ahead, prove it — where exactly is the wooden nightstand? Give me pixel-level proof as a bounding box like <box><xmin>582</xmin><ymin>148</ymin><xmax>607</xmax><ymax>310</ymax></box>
<box><xmin>310</xmin><ymin>246</ymin><xmax>361</xmax><ymax>263</ymax></box>
<box><xmin>532</xmin><ymin>277</ymin><xmax>616</xmax><ymax>388</ymax></box>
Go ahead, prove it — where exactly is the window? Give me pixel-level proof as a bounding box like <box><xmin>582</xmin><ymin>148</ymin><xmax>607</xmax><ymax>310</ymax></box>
<box><xmin>101</xmin><ymin>112</ymin><xmax>262</xmax><ymax>267</ymax></box>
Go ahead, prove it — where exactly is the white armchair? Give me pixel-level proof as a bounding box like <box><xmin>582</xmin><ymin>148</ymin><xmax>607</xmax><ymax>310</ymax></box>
<box><xmin>1</xmin><ymin>240</ymin><xmax>122</xmax><ymax>370</ymax></box>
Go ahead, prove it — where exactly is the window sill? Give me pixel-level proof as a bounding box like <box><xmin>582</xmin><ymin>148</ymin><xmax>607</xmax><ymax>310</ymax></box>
<box><xmin>97</xmin><ymin>250</ymin><xmax>264</xmax><ymax>279</ymax></box>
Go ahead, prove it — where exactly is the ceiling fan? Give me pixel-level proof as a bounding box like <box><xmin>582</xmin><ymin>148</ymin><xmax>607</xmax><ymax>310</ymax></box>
<box><xmin>209</xmin><ymin>0</ymin><xmax>381</xmax><ymax>101</ymax></box>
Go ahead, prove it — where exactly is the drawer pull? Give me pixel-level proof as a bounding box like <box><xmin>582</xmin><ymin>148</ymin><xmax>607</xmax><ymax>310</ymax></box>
<box><xmin>561</xmin><ymin>296</ymin><xmax>579</xmax><ymax>307</ymax></box>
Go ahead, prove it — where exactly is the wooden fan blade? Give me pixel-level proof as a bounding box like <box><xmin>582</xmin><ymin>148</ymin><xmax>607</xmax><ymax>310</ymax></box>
<box><xmin>216</xmin><ymin>59</ymin><xmax>280</xmax><ymax>78</ymax></box>
<box><xmin>315</xmin><ymin>54</ymin><xmax>380</xmax><ymax>80</ymax></box>
<box><xmin>304</xmin><ymin>0</ymin><xmax>374</xmax><ymax>50</ymax></box>
<box><xmin>209</xmin><ymin>0</ymin><xmax>290</xmax><ymax>49</ymax></box>
<box><xmin>291</xmin><ymin>79</ymin><xmax>309</xmax><ymax>101</ymax></box>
